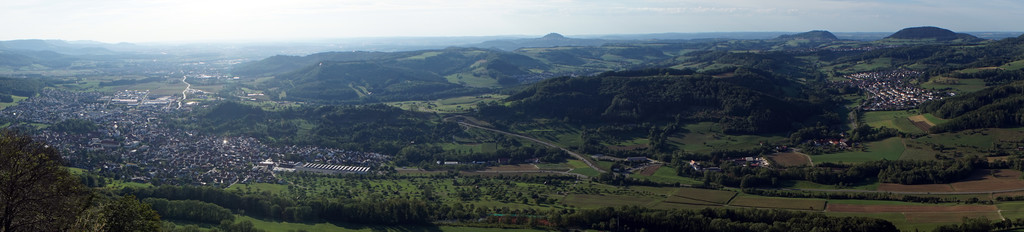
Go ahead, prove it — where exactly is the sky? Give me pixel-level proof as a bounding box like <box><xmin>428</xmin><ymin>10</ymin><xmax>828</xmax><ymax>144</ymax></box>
<box><xmin>1</xmin><ymin>0</ymin><xmax>1023</xmax><ymax>43</ymax></box>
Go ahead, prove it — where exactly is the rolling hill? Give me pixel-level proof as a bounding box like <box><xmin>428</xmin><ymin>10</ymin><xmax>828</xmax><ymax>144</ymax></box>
<box><xmin>776</xmin><ymin>30</ymin><xmax>839</xmax><ymax>41</ymax></box>
<box><xmin>480</xmin><ymin>68</ymin><xmax>829</xmax><ymax>134</ymax></box>
<box><xmin>884</xmin><ymin>26</ymin><xmax>982</xmax><ymax>42</ymax></box>
<box><xmin>469</xmin><ymin>33</ymin><xmax>612</xmax><ymax>51</ymax></box>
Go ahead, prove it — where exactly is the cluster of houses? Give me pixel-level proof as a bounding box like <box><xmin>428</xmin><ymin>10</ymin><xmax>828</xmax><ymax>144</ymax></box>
<box><xmin>689</xmin><ymin>156</ymin><xmax>769</xmax><ymax>172</ymax></box>
<box><xmin>807</xmin><ymin>138</ymin><xmax>851</xmax><ymax>149</ymax></box>
<box><xmin>833</xmin><ymin>70</ymin><xmax>947</xmax><ymax>111</ymax></box>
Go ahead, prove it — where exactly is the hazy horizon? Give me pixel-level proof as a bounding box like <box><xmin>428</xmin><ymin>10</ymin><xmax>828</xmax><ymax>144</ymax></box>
<box><xmin>2</xmin><ymin>0</ymin><xmax>1024</xmax><ymax>43</ymax></box>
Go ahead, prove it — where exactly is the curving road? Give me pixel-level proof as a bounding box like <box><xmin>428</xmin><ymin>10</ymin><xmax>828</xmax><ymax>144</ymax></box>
<box><xmin>457</xmin><ymin>122</ymin><xmax>606</xmax><ymax>174</ymax></box>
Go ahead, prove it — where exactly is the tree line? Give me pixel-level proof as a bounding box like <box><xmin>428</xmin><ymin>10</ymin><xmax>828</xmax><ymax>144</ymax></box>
<box><xmin>674</xmin><ymin>156</ymin><xmax>985</xmax><ymax>188</ymax></box>
<box><xmin>551</xmin><ymin>206</ymin><xmax>897</xmax><ymax>232</ymax></box>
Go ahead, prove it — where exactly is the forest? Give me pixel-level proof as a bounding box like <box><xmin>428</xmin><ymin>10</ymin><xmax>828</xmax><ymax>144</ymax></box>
<box><xmin>922</xmin><ymin>81</ymin><xmax>1024</xmax><ymax>132</ymax></box>
<box><xmin>479</xmin><ymin>68</ymin><xmax>832</xmax><ymax>134</ymax></box>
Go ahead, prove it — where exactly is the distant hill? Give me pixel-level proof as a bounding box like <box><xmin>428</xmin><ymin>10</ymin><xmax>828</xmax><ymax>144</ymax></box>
<box><xmin>250</xmin><ymin>48</ymin><xmax>567</xmax><ymax>102</ymax></box>
<box><xmin>268</xmin><ymin>61</ymin><xmax>471</xmax><ymax>103</ymax></box>
<box><xmin>231</xmin><ymin>51</ymin><xmax>397</xmax><ymax>76</ymax></box>
<box><xmin>885</xmin><ymin>26</ymin><xmax>981</xmax><ymax>41</ymax></box>
<box><xmin>776</xmin><ymin>30</ymin><xmax>838</xmax><ymax>41</ymax></box>
<box><xmin>467</xmin><ymin>33</ymin><xmax>612</xmax><ymax>50</ymax></box>
<box><xmin>0</xmin><ymin>49</ymin><xmax>77</xmax><ymax>69</ymax></box>
<box><xmin>234</xmin><ymin>43</ymin><xmax>683</xmax><ymax>97</ymax></box>
<box><xmin>0</xmin><ymin>39</ymin><xmax>118</xmax><ymax>55</ymax></box>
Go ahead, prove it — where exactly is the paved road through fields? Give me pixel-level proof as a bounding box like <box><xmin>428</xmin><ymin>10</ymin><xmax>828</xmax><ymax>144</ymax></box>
<box><xmin>457</xmin><ymin>122</ymin><xmax>606</xmax><ymax>174</ymax></box>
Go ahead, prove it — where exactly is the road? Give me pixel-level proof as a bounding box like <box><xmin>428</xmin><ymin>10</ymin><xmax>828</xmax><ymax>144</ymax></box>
<box><xmin>457</xmin><ymin>122</ymin><xmax>606</xmax><ymax>174</ymax></box>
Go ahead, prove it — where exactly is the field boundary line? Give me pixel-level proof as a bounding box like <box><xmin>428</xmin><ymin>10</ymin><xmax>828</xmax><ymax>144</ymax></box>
<box><xmin>724</xmin><ymin>192</ymin><xmax>739</xmax><ymax>205</ymax></box>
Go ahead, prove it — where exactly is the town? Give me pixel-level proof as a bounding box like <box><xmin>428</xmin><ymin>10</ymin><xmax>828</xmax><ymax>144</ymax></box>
<box><xmin>833</xmin><ymin>69</ymin><xmax>948</xmax><ymax>111</ymax></box>
<box><xmin>1</xmin><ymin>88</ymin><xmax>386</xmax><ymax>186</ymax></box>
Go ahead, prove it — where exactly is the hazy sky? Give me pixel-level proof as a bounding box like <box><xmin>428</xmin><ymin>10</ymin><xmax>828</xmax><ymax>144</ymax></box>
<box><xmin>2</xmin><ymin>0</ymin><xmax>1022</xmax><ymax>43</ymax></box>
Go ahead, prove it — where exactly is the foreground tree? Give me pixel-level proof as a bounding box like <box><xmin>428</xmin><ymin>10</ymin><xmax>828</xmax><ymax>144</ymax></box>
<box><xmin>0</xmin><ymin>130</ymin><xmax>88</xmax><ymax>232</ymax></box>
<box><xmin>102</xmin><ymin>195</ymin><xmax>162</xmax><ymax>232</ymax></box>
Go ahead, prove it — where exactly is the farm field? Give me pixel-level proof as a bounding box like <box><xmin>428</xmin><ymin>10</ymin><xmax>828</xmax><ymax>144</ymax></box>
<box><xmin>386</xmin><ymin>94</ymin><xmax>507</xmax><ymax>114</ymax></box>
<box><xmin>899</xmin><ymin>139</ymin><xmax>944</xmax><ymax>160</ymax></box>
<box><xmin>921</xmin><ymin>77</ymin><xmax>988</xmax><ymax>93</ymax></box>
<box><xmin>876</xmin><ymin>169</ymin><xmax>1024</xmax><ymax>192</ymax></box>
<box><xmin>512</xmin><ymin>123</ymin><xmax>583</xmax><ymax>149</ymax></box>
<box><xmin>862</xmin><ymin>111</ymin><xmax>925</xmax><ymax>134</ymax></box>
<box><xmin>811</xmin><ymin>137</ymin><xmax>904</xmax><ymax>163</ymax></box>
<box><xmin>728</xmin><ymin>196</ymin><xmax>826</xmax><ymax>211</ymax></box>
<box><xmin>635</xmin><ymin>164</ymin><xmax>661</xmax><ymax>176</ymax></box>
<box><xmin>668</xmin><ymin>188</ymin><xmax>737</xmax><ymax>205</ymax></box>
<box><xmin>826</xmin><ymin>202</ymin><xmax>1001</xmax><ymax>230</ymax></box>
<box><xmin>628</xmin><ymin>165</ymin><xmax>703</xmax><ymax>185</ymax></box>
<box><xmin>900</xmin><ymin>128</ymin><xmax>1024</xmax><ymax>160</ymax></box>
<box><xmin>672</xmin><ymin>122</ymin><xmax>787</xmax><ymax>153</ymax></box>
<box><xmin>569</xmin><ymin>168</ymin><xmax>600</xmax><ymax>177</ymax></box>
<box><xmin>768</xmin><ymin>152</ymin><xmax>811</xmax><ymax>167</ymax></box>
<box><xmin>826</xmin><ymin>204</ymin><xmax>997</xmax><ymax>213</ymax></box>
<box><xmin>780</xmin><ymin>179</ymin><xmax>879</xmax><ymax>190</ymax></box>
<box><xmin>534</xmin><ymin>163</ymin><xmax>570</xmax><ymax>171</ymax></box>
<box><xmin>484</xmin><ymin>164</ymin><xmax>539</xmax><ymax>172</ymax></box>
<box><xmin>440</xmin><ymin>142</ymin><xmax>499</xmax><ymax>154</ymax></box>
<box><xmin>994</xmin><ymin>190</ymin><xmax>1024</xmax><ymax>199</ymax></box>
<box><xmin>907</xmin><ymin>115</ymin><xmax>935</xmax><ymax>132</ymax></box>
<box><xmin>606</xmin><ymin>138</ymin><xmax>649</xmax><ymax>151</ymax></box>
<box><xmin>876</xmin><ymin>183</ymin><xmax>954</xmax><ymax>192</ymax></box>
<box><xmin>921</xmin><ymin>113</ymin><xmax>949</xmax><ymax>125</ymax></box>
<box><xmin>998</xmin><ymin>202</ymin><xmax>1024</xmax><ymax>219</ymax></box>
<box><xmin>831</xmin><ymin>57</ymin><xmax>893</xmax><ymax>73</ymax></box>
<box><xmin>904</xmin><ymin>212</ymin><xmax>1002</xmax><ymax>223</ymax></box>
<box><xmin>917</xmin><ymin>130</ymin><xmax>996</xmax><ymax>149</ymax></box>
<box><xmin>949</xmin><ymin>169</ymin><xmax>1024</xmax><ymax>192</ymax></box>
<box><xmin>826</xmin><ymin>199</ymin><xmax>940</xmax><ymax>206</ymax></box>
<box><xmin>562</xmin><ymin>194</ymin><xmax>661</xmax><ymax>209</ymax></box>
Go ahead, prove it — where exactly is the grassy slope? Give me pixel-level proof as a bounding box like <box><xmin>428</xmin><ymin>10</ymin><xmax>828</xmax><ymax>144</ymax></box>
<box><xmin>812</xmin><ymin>137</ymin><xmax>905</xmax><ymax>163</ymax></box>
<box><xmin>862</xmin><ymin>111</ymin><xmax>925</xmax><ymax>134</ymax></box>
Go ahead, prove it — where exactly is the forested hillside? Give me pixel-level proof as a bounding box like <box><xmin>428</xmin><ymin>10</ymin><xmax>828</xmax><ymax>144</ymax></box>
<box><xmin>922</xmin><ymin>81</ymin><xmax>1024</xmax><ymax>132</ymax></box>
<box><xmin>177</xmin><ymin>102</ymin><xmax>459</xmax><ymax>154</ymax></box>
<box><xmin>231</xmin><ymin>51</ymin><xmax>396</xmax><ymax>77</ymax></box>
<box><xmin>480</xmin><ymin>68</ymin><xmax>831</xmax><ymax>134</ymax></box>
